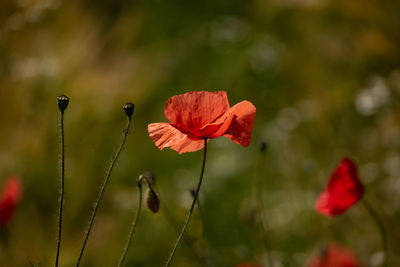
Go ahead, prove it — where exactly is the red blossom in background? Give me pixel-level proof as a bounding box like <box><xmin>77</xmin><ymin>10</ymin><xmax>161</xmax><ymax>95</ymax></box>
<box><xmin>148</xmin><ymin>91</ymin><xmax>256</xmax><ymax>154</ymax></box>
<box><xmin>0</xmin><ymin>176</ymin><xmax>22</xmax><ymax>225</ymax></box>
<box><xmin>315</xmin><ymin>158</ymin><xmax>364</xmax><ymax>216</ymax></box>
<box><xmin>307</xmin><ymin>244</ymin><xmax>362</xmax><ymax>267</ymax></box>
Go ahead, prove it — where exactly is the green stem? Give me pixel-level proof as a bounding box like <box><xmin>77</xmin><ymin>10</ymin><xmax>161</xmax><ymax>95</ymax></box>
<box><xmin>55</xmin><ymin>111</ymin><xmax>65</xmax><ymax>267</ymax></box>
<box><xmin>255</xmin><ymin>149</ymin><xmax>273</xmax><ymax>267</ymax></box>
<box><xmin>75</xmin><ymin>118</ymin><xmax>132</xmax><ymax>267</ymax></box>
<box><xmin>164</xmin><ymin>138</ymin><xmax>208</xmax><ymax>267</ymax></box>
<box><xmin>118</xmin><ymin>181</ymin><xmax>143</xmax><ymax>267</ymax></box>
<box><xmin>362</xmin><ymin>198</ymin><xmax>388</xmax><ymax>267</ymax></box>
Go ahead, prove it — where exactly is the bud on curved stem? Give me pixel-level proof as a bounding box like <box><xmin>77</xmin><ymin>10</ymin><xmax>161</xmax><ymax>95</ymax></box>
<box><xmin>139</xmin><ymin>172</ymin><xmax>160</xmax><ymax>213</ymax></box>
<box><xmin>75</xmin><ymin>103</ymin><xmax>134</xmax><ymax>267</ymax></box>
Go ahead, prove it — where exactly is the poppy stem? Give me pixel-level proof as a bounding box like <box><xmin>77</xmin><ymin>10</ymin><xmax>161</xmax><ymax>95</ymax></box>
<box><xmin>75</xmin><ymin>117</ymin><xmax>132</xmax><ymax>267</ymax></box>
<box><xmin>118</xmin><ymin>180</ymin><xmax>143</xmax><ymax>267</ymax></box>
<box><xmin>164</xmin><ymin>138</ymin><xmax>208</xmax><ymax>267</ymax></box>
<box><xmin>362</xmin><ymin>198</ymin><xmax>388</xmax><ymax>267</ymax></box>
<box><xmin>55</xmin><ymin>110</ymin><xmax>65</xmax><ymax>267</ymax></box>
<box><xmin>255</xmin><ymin>148</ymin><xmax>273</xmax><ymax>267</ymax></box>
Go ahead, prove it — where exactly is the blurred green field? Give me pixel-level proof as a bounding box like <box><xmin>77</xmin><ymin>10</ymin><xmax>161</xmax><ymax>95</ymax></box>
<box><xmin>0</xmin><ymin>0</ymin><xmax>400</xmax><ymax>266</ymax></box>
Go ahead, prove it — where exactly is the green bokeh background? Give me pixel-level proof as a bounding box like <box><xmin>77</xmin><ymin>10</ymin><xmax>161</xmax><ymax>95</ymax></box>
<box><xmin>0</xmin><ymin>0</ymin><xmax>400</xmax><ymax>266</ymax></box>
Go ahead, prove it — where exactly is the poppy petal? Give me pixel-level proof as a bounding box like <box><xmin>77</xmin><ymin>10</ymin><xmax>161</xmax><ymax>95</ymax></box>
<box><xmin>148</xmin><ymin>123</ymin><xmax>205</xmax><ymax>154</ymax></box>
<box><xmin>307</xmin><ymin>244</ymin><xmax>362</xmax><ymax>267</ymax></box>
<box><xmin>315</xmin><ymin>191</ymin><xmax>337</xmax><ymax>216</ymax></box>
<box><xmin>222</xmin><ymin>100</ymin><xmax>256</xmax><ymax>147</ymax></box>
<box><xmin>315</xmin><ymin>158</ymin><xmax>364</xmax><ymax>216</ymax></box>
<box><xmin>0</xmin><ymin>177</ymin><xmax>22</xmax><ymax>225</ymax></box>
<box><xmin>164</xmin><ymin>91</ymin><xmax>230</xmax><ymax>134</ymax></box>
<box><xmin>197</xmin><ymin>111</ymin><xmax>235</xmax><ymax>138</ymax></box>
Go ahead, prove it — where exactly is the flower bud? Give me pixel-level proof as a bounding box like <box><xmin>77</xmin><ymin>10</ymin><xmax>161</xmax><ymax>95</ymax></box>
<box><xmin>123</xmin><ymin>102</ymin><xmax>135</xmax><ymax>118</ymax></box>
<box><xmin>145</xmin><ymin>187</ymin><xmax>160</xmax><ymax>213</ymax></box>
<box><xmin>57</xmin><ymin>95</ymin><xmax>70</xmax><ymax>113</ymax></box>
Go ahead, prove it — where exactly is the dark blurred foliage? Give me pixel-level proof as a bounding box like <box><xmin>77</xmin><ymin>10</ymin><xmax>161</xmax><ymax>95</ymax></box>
<box><xmin>0</xmin><ymin>0</ymin><xmax>400</xmax><ymax>266</ymax></box>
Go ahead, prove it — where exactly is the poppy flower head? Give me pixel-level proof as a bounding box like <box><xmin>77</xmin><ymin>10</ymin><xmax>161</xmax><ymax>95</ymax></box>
<box><xmin>148</xmin><ymin>91</ymin><xmax>256</xmax><ymax>154</ymax></box>
<box><xmin>315</xmin><ymin>158</ymin><xmax>364</xmax><ymax>216</ymax></box>
<box><xmin>307</xmin><ymin>244</ymin><xmax>362</xmax><ymax>267</ymax></box>
<box><xmin>0</xmin><ymin>176</ymin><xmax>22</xmax><ymax>225</ymax></box>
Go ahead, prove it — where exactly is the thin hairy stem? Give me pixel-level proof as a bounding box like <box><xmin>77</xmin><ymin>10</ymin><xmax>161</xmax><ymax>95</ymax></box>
<box><xmin>55</xmin><ymin>111</ymin><xmax>65</xmax><ymax>267</ymax></box>
<box><xmin>164</xmin><ymin>138</ymin><xmax>208</xmax><ymax>267</ymax></box>
<box><xmin>75</xmin><ymin>118</ymin><xmax>132</xmax><ymax>267</ymax></box>
<box><xmin>362</xmin><ymin>198</ymin><xmax>388</xmax><ymax>267</ymax></box>
<box><xmin>118</xmin><ymin>182</ymin><xmax>143</xmax><ymax>267</ymax></box>
<box><xmin>255</xmin><ymin>150</ymin><xmax>273</xmax><ymax>267</ymax></box>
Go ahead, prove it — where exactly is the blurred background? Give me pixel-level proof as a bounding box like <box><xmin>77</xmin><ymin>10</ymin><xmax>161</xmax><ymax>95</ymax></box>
<box><xmin>0</xmin><ymin>0</ymin><xmax>400</xmax><ymax>266</ymax></box>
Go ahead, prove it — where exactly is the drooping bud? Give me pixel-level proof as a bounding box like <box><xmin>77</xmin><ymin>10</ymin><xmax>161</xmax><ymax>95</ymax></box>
<box><xmin>145</xmin><ymin>187</ymin><xmax>160</xmax><ymax>213</ymax></box>
<box><xmin>57</xmin><ymin>95</ymin><xmax>70</xmax><ymax>113</ymax></box>
<box><xmin>123</xmin><ymin>102</ymin><xmax>135</xmax><ymax>118</ymax></box>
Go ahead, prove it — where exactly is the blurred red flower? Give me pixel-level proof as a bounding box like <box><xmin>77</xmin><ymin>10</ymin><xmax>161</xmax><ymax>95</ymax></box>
<box><xmin>307</xmin><ymin>244</ymin><xmax>362</xmax><ymax>267</ymax></box>
<box><xmin>0</xmin><ymin>176</ymin><xmax>22</xmax><ymax>225</ymax></box>
<box><xmin>315</xmin><ymin>158</ymin><xmax>364</xmax><ymax>216</ymax></box>
<box><xmin>148</xmin><ymin>91</ymin><xmax>256</xmax><ymax>154</ymax></box>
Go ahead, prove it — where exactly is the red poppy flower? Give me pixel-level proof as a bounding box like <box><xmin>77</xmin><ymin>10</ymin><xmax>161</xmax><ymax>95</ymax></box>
<box><xmin>148</xmin><ymin>91</ymin><xmax>256</xmax><ymax>154</ymax></box>
<box><xmin>307</xmin><ymin>244</ymin><xmax>362</xmax><ymax>267</ymax></box>
<box><xmin>315</xmin><ymin>158</ymin><xmax>364</xmax><ymax>216</ymax></box>
<box><xmin>0</xmin><ymin>176</ymin><xmax>22</xmax><ymax>225</ymax></box>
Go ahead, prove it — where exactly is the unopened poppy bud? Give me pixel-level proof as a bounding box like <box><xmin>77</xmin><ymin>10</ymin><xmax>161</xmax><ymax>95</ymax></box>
<box><xmin>123</xmin><ymin>102</ymin><xmax>135</xmax><ymax>118</ymax></box>
<box><xmin>57</xmin><ymin>95</ymin><xmax>70</xmax><ymax>113</ymax></box>
<box><xmin>145</xmin><ymin>187</ymin><xmax>160</xmax><ymax>213</ymax></box>
<box><xmin>259</xmin><ymin>141</ymin><xmax>268</xmax><ymax>153</ymax></box>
